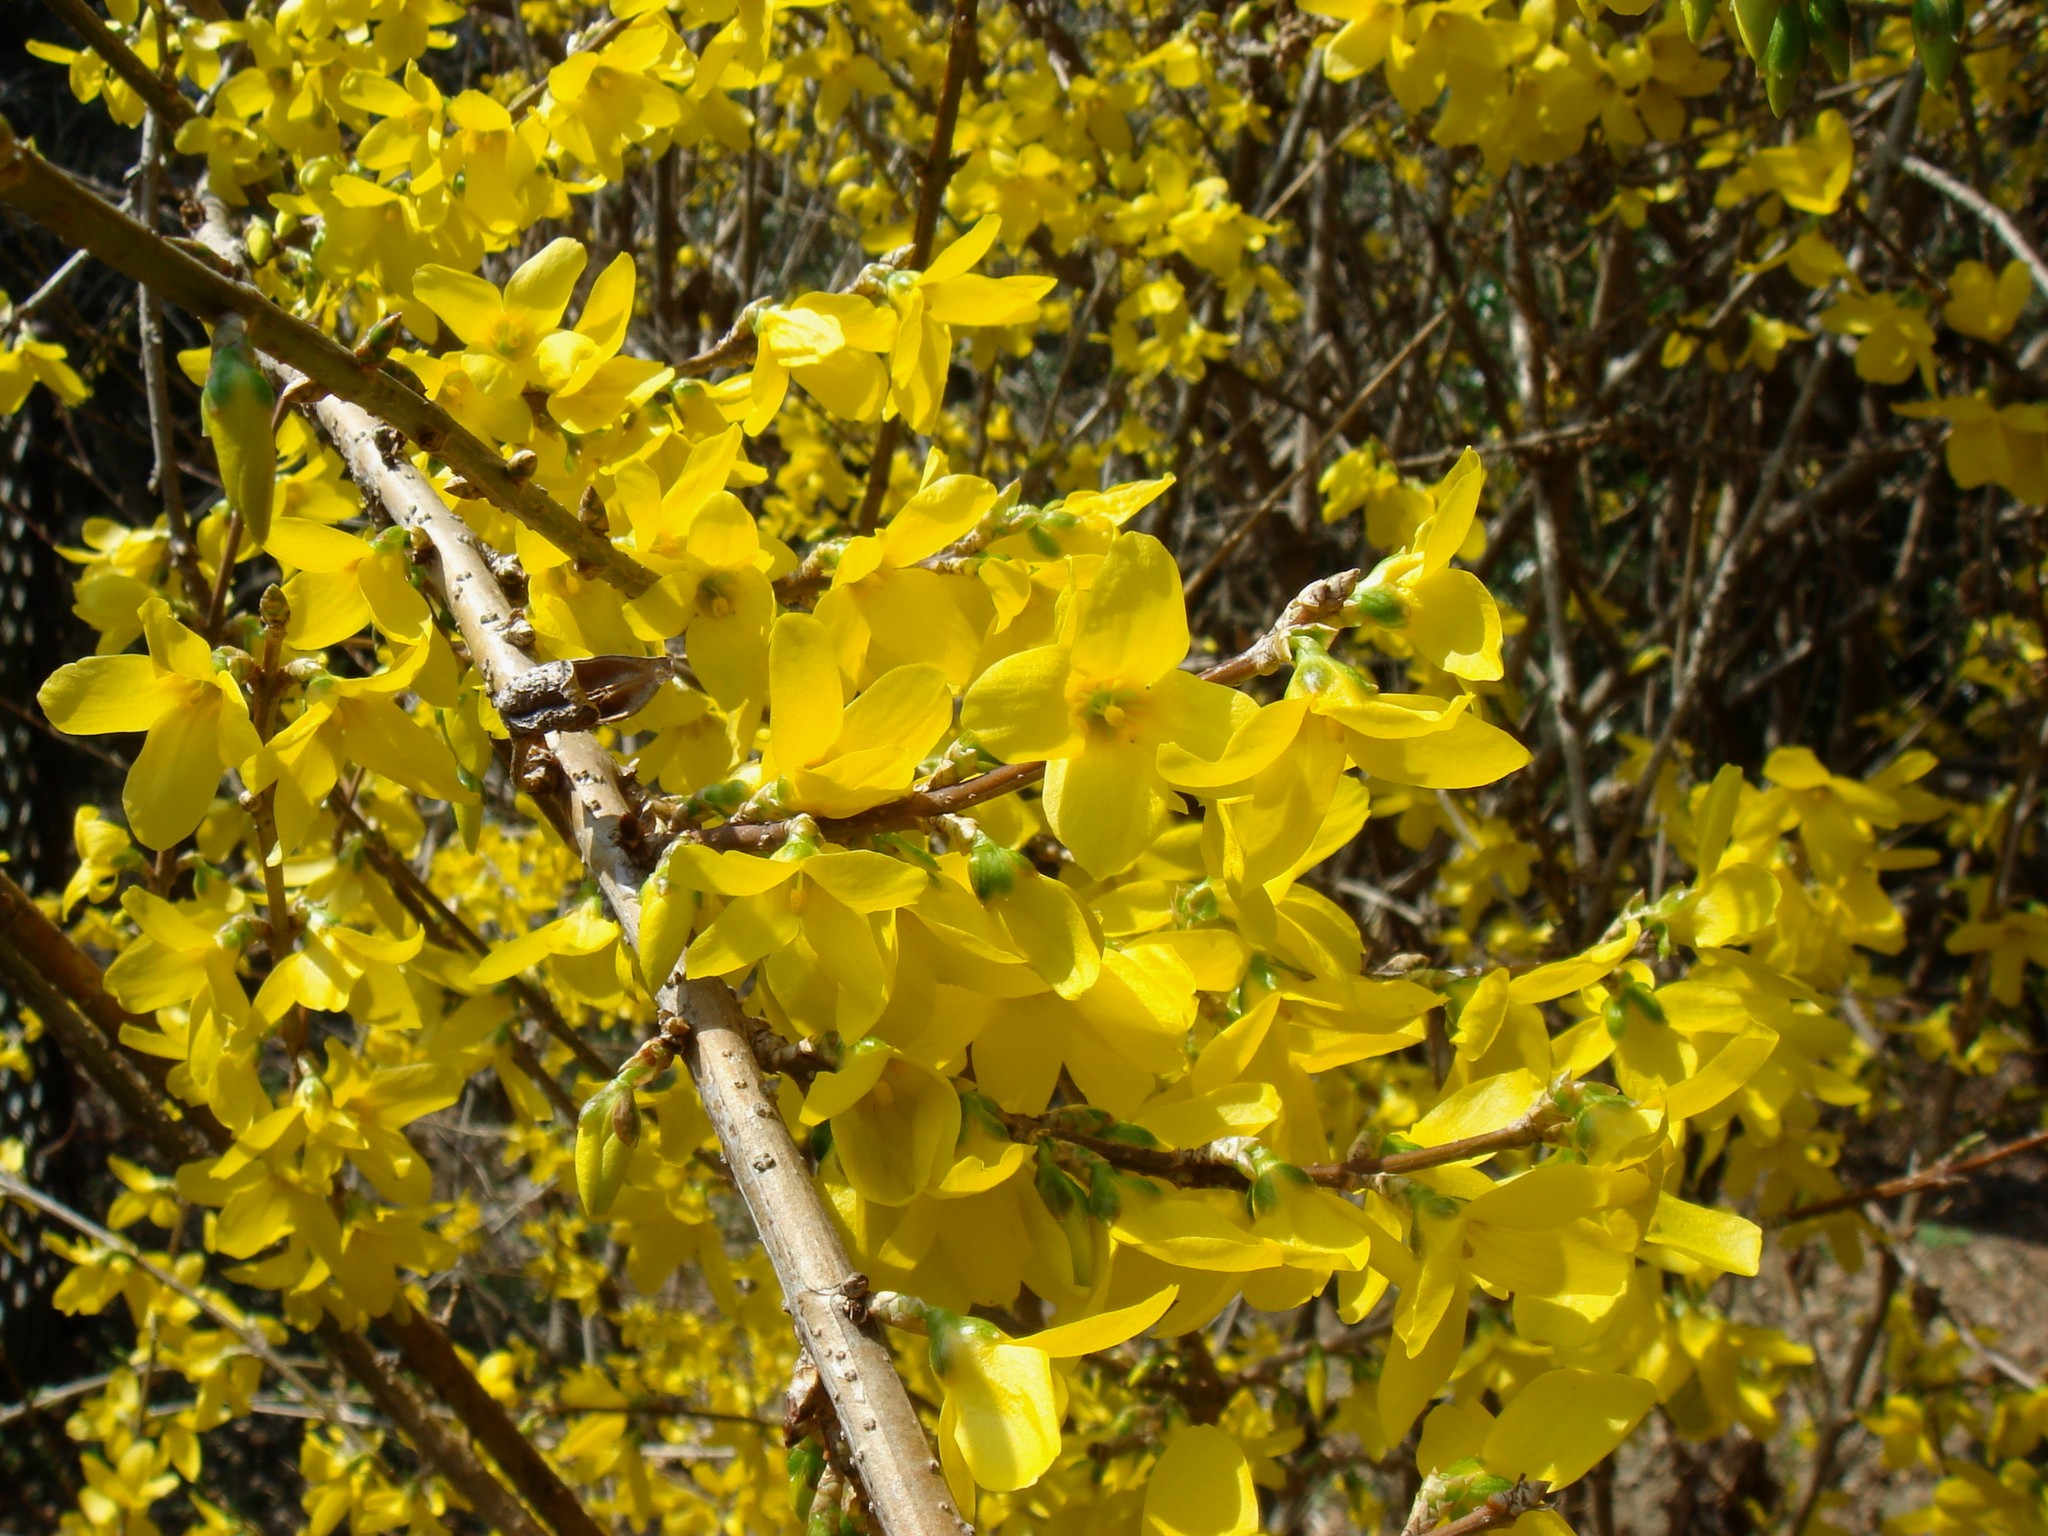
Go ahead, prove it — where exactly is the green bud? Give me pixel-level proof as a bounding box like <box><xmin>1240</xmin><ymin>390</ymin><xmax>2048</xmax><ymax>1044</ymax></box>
<box><xmin>1806</xmin><ymin>0</ymin><xmax>1852</xmax><ymax>79</ymax></box>
<box><xmin>968</xmin><ymin>832</ymin><xmax>1027</xmax><ymax>900</ymax></box>
<box><xmin>1603</xmin><ymin>994</ymin><xmax>1630</xmax><ymax>1039</ymax></box>
<box><xmin>358</xmin><ymin>313</ymin><xmax>405</xmax><ymax>360</ymax></box>
<box><xmin>202</xmin><ymin>315</ymin><xmax>279</xmax><ymax>548</ymax></box>
<box><xmin>1348</xmin><ymin>583</ymin><xmax>1407</xmax><ymax>628</ymax></box>
<box><xmin>245</xmin><ymin>218</ymin><xmax>274</xmax><ymax>266</ymax></box>
<box><xmin>1623</xmin><ymin>979</ymin><xmax>1667</xmax><ymax>1026</ymax></box>
<box><xmin>696</xmin><ymin>778</ymin><xmax>750</xmax><ymax>814</ymax></box>
<box><xmin>1086</xmin><ymin>1160</ymin><xmax>1124</xmax><ymax>1222</ymax></box>
<box><xmin>1764</xmin><ymin>0</ymin><xmax>1810</xmax><ymax>116</ymax></box>
<box><xmin>786</xmin><ymin>1441</ymin><xmax>824</xmax><ymax>1522</ymax></box>
<box><xmin>1731</xmin><ymin>0</ymin><xmax>1781</xmax><ymax>62</ymax></box>
<box><xmin>1682</xmin><ymin>0</ymin><xmax>1716</xmax><ymax>42</ymax></box>
<box><xmin>1911</xmin><ymin>0</ymin><xmax>1963</xmax><ymax>91</ymax></box>
<box><xmin>1244</xmin><ymin>1146</ymin><xmax>1310</xmax><ymax>1220</ymax></box>
<box><xmin>575</xmin><ymin>1081</ymin><xmax>637</xmax><ymax>1217</ymax></box>
<box><xmin>1033</xmin><ymin>1145</ymin><xmax>1081</xmax><ymax>1217</ymax></box>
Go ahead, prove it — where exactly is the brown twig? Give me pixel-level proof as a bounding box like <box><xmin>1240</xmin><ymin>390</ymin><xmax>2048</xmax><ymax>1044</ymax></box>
<box><xmin>1773</xmin><ymin>1127</ymin><xmax>2048</xmax><ymax>1226</ymax></box>
<box><xmin>854</xmin><ymin>0</ymin><xmax>979</xmax><ymax>535</ymax></box>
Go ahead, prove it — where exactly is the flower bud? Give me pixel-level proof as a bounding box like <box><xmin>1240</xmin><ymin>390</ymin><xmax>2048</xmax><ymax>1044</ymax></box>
<box><xmin>1682</xmin><ymin>0</ymin><xmax>1716</xmax><ymax>42</ymax></box>
<box><xmin>575</xmin><ymin>1081</ymin><xmax>637</xmax><ymax>1217</ymax></box>
<box><xmin>1764</xmin><ymin>0</ymin><xmax>1810</xmax><ymax>116</ymax></box>
<box><xmin>1911</xmin><ymin>0</ymin><xmax>1963</xmax><ymax>90</ymax></box>
<box><xmin>968</xmin><ymin>831</ymin><xmax>1028</xmax><ymax>900</ymax></box>
<box><xmin>1807</xmin><ymin>0</ymin><xmax>1852</xmax><ymax>79</ymax></box>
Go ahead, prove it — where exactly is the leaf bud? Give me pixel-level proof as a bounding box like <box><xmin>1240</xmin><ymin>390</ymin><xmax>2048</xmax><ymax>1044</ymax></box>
<box><xmin>1807</xmin><ymin>0</ymin><xmax>1852</xmax><ymax>79</ymax></box>
<box><xmin>1240</xmin><ymin>1143</ymin><xmax>1310</xmax><ymax>1219</ymax></box>
<box><xmin>1911</xmin><ymin>0</ymin><xmax>1963</xmax><ymax>90</ymax></box>
<box><xmin>1764</xmin><ymin>0</ymin><xmax>1810</xmax><ymax>116</ymax></box>
<box><xmin>786</xmin><ymin>1440</ymin><xmax>824</xmax><ymax>1521</ymax></box>
<box><xmin>1731</xmin><ymin>0</ymin><xmax>1780</xmax><ymax>62</ymax></box>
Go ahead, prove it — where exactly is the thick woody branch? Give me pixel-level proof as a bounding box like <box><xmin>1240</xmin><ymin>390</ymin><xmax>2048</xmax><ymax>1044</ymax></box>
<box><xmin>0</xmin><ymin>116</ymin><xmax>655</xmax><ymax>595</ymax></box>
<box><xmin>297</xmin><ymin>382</ymin><xmax>970</xmax><ymax>1536</ymax></box>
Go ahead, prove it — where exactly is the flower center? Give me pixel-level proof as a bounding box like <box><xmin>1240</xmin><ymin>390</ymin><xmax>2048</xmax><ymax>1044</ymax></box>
<box><xmin>696</xmin><ymin>573</ymin><xmax>736</xmax><ymax>620</ymax></box>
<box><xmin>489</xmin><ymin>316</ymin><xmax>529</xmax><ymax>359</ymax></box>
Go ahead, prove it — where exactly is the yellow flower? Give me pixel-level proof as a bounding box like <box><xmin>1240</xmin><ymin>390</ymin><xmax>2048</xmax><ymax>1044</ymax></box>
<box><xmin>962</xmin><ymin>531</ymin><xmax>1245</xmax><ymax>876</ymax></box>
<box><xmin>542</xmin><ymin>17</ymin><xmax>683</xmax><ymax>181</ymax></box>
<box><xmin>885</xmin><ymin>215</ymin><xmax>1055</xmax><ymax>432</ymax></box>
<box><xmin>761</xmin><ymin>611</ymin><xmax>953</xmax><ymax>816</ymax></box>
<box><xmin>814</xmin><ymin>450</ymin><xmax>999</xmax><ymax>686</ymax></box>
<box><xmin>745</xmin><ymin>293</ymin><xmax>895</xmax><ymax>432</ymax></box>
<box><xmin>546</xmin><ymin>253</ymin><xmax>676</xmax><ymax>433</ymax></box>
<box><xmin>643</xmin><ymin>837</ymin><xmax>928</xmax><ymax>1040</ymax></box>
<box><xmin>39</xmin><ymin>596</ymin><xmax>261</xmax><ymax>849</ymax></box>
<box><xmin>244</xmin><ymin>642</ymin><xmax>473</xmax><ymax>855</ymax></box>
<box><xmin>1945</xmin><ymin>904</ymin><xmax>2048</xmax><ymax>1006</ymax></box>
<box><xmin>1942</xmin><ymin>258</ymin><xmax>2033</xmax><ymax>343</ymax></box>
<box><xmin>1345</xmin><ymin>449</ymin><xmax>1504</xmax><ymax>682</ymax></box>
<box><xmin>1896</xmin><ymin>392</ymin><xmax>2048</xmax><ymax>505</ymax></box>
<box><xmin>921</xmin><ymin>1287</ymin><xmax>1178</xmax><ymax>1495</ymax></box>
<box><xmin>411</xmin><ymin>237</ymin><xmax>593</xmax><ymax>420</ymax></box>
<box><xmin>1819</xmin><ymin>290</ymin><xmax>1938</xmax><ymax>391</ymax></box>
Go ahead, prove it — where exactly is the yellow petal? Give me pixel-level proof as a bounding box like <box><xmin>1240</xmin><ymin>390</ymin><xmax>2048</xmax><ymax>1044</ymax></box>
<box><xmin>125</xmin><ymin>687</ymin><xmax>228</xmax><ymax>849</ymax></box>
<box><xmin>1141</xmin><ymin>1425</ymin><xmax>1257</xmax><ymax>1536</ymax></box>
<box><xmin>39</xmin><ymin>655</ymin><xmax>172</xmax><ymax>734</ymax></box>
<box><xmin>1022</xmin><ymin>1285</ymin><xmax>1179</xmax><ymax>1358</ymax></box>
<box><xmin>921</xmin><ymin>214</ymin><xmax>1002</xmax><ymax>284</ymax></box>
<box><xmin>504</xmin><ymin>237</ymin><xmax>590</xmax><ymax>330</ymax></box>
<box><xmin>961</xmin><ymin>645</ymin><xmax>1081</xmax><ymax>760</ymax></box>
<box><xmin>1644</xmin><ymin>1193</ymin><xmax>1761</xmax><ymax>1276</ymax></box>
<box><xmin>1071</xmin><ymin>533</ymin><xmax>1188</xmax><ymax>687</ymax></box>
<box><xmin>1484</xmin><ymin>1368</ymin><xmax>1657</xmax><ymax>1488</ymax></box>
<box><xmin>768</xmin><ymin>611</ymin><xmax>845</xmax><ymax>768</ymax></box>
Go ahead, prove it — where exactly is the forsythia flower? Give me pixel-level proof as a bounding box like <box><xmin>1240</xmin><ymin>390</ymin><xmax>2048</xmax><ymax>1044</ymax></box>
<box><xmin>1346</xmin><ymin>449</ymin><xmax>1504</xmax><ymax>682</ymax></box>
<box><xmin>39</xmin><ymin>597</ymin><xmax>260</xmax><ymax>849</ymax></box>
<box><xmin>885</xmin><ymin>215</ymin><xmax>1055</xmax><ymax>431</ymax></box>
<box><xmin>962</xmin><ymin>531</ymin><xmax>1245</xmax><ymax>876</ymax></box>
